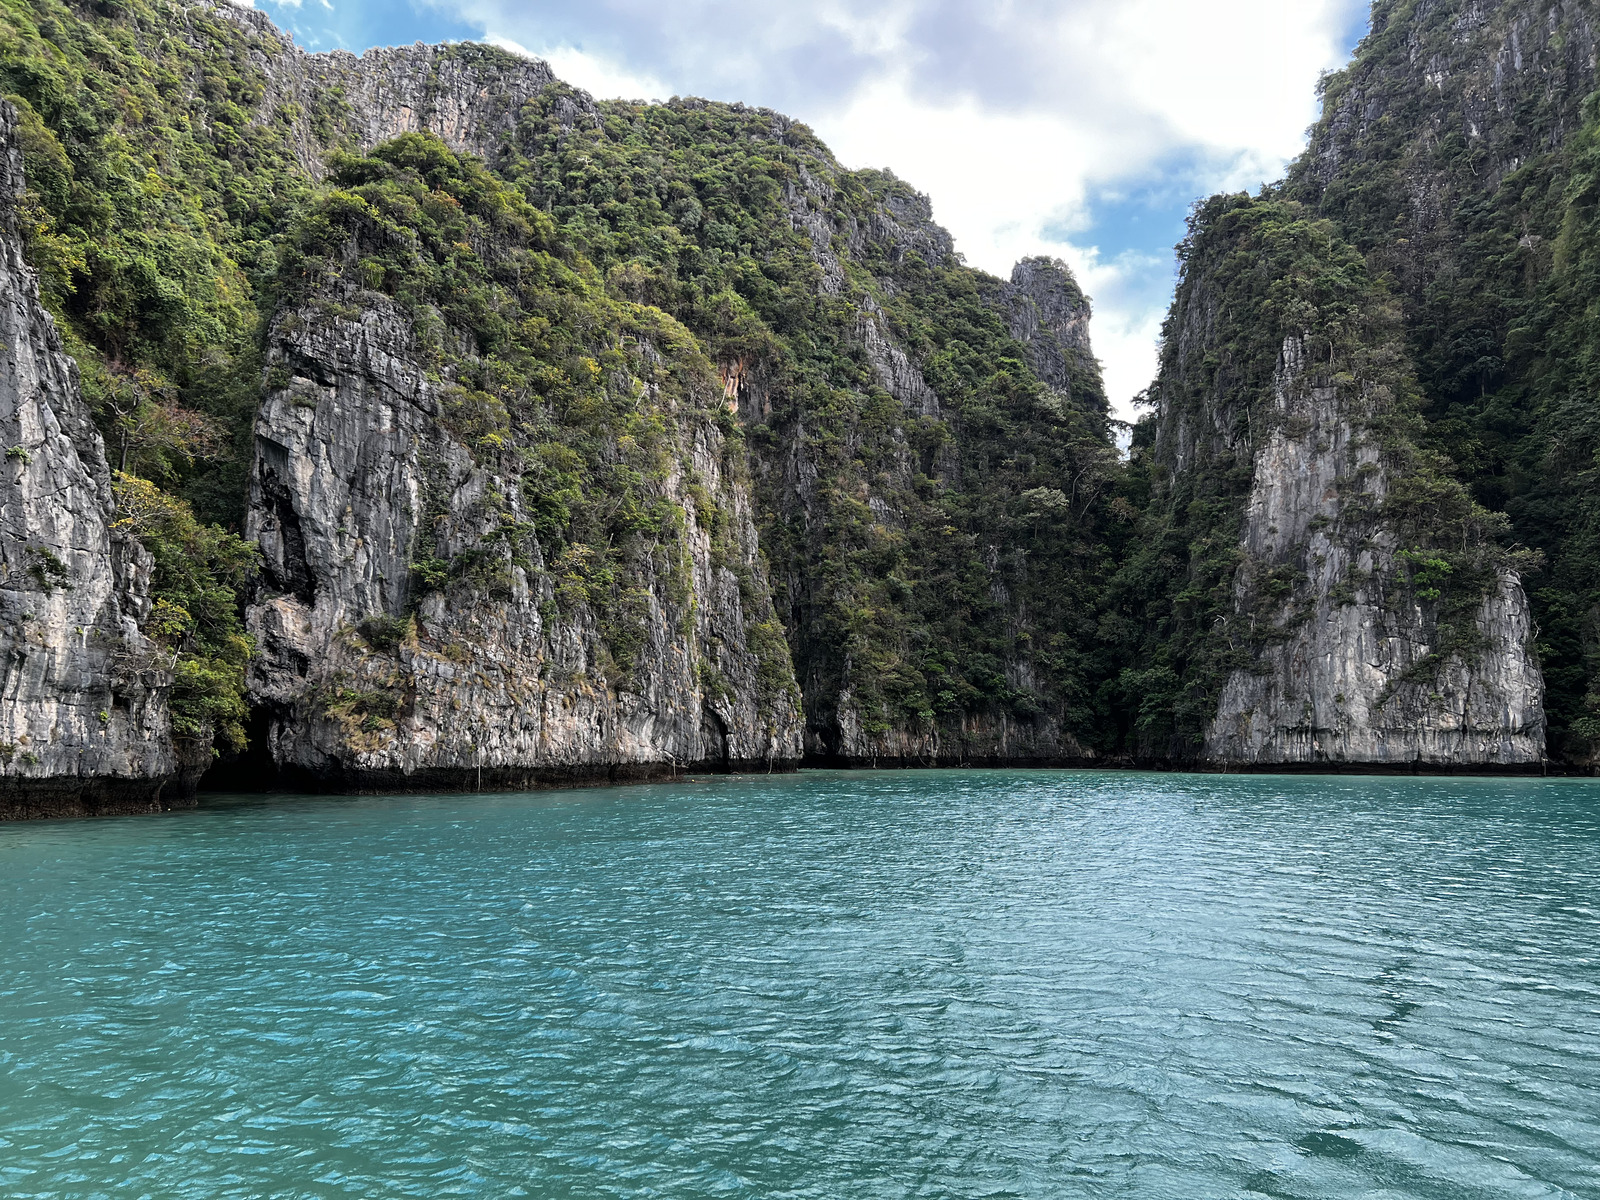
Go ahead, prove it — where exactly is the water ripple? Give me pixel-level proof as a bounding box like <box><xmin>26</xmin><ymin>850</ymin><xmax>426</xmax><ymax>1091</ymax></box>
<box><xmin>2</xmin><ymin>770</ymin><xmax>1599</xmax><ymax>1197</ymax></box>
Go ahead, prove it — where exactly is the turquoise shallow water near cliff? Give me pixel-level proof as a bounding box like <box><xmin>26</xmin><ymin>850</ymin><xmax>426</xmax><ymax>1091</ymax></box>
<box><xmin>2</xmin><ymin>771</ymin><xmax>1598</xmax><ymax>1198</ymax></box>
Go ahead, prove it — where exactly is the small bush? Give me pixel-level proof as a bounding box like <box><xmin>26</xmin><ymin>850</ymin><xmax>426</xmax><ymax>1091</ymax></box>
<box><xmin>358</xmin><ymin>613</ymin><xmax>412</xmax><ymax>653</ymax></box>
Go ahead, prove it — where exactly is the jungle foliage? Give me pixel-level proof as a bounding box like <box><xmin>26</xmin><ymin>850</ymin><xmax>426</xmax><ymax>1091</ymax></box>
<box><xmin>276</xmin><ymin>131</ymin><xmax>790</xmax><ymax>691</ymax></box>
<box><xmin>1277</xmin><ymin>0</ymin><xmax>1600</xmax><ymax>761</ymax></box>
<box><xmin>493</xmin><ymin>90</ymin><xmax>1126</xmax><ymax>747</ymax></box>
<box><xmin>5</xmin><ymin>0</ymin><xmax>1598</xmax><ymax>767</ymax></box>
<box><xmin>1501</xmin><ymin>100</ymin><xmax>1600</xmax><ymax>751</ymax></box>
<box><xmin>111</xmin><ymin>472</ymin><xmax>256</xmax><ymax>751</ymax></box>
<box><xmin>0</xmin><ymin>0</ymin><xmax>312</xmax><ymax>756</ymax></box>
<box><xmin>1107</xmin><ymin>194</ymin><xmax>1524</xmax><ymax>756</ymax></box>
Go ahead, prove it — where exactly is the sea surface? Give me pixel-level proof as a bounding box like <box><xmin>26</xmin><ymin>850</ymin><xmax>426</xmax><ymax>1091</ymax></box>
<box><xmin>1</xmin><ymin>770</ymin><xmax>1598</xmax><ymax>1198</ymax></box>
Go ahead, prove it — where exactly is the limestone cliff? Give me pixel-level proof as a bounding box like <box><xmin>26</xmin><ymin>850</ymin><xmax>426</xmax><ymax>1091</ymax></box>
<box><xmin>1204</xmin><ymin>337</ymin><xmax>1543</xmax><ymax>767</ymax></box>
<box><xmin>130</xmin><ymin>2</ymin><xmax>585</xmax><ymax>180</ymax></box>
<box><xmin>0</xmin><ymin>0</ymin><xmax>1115</xmax><ymax>796</ymax></box>
<box><xmin>1274</xmin><ymin>0</ymin><xmax>1597</xmax><ymax>764</ymax></box>
<box><xmin>988</xmin><ymin>257</ymin><xmax>1107</xmax><ymax>414</ymax></box>
<box><xmin>1140</xmin><ymin>191</ymin><xmax>1545</xmax><ymax>769</ymax></box>
<box><xmin>640</xmin><ymin>117</ymin><xmax>1114</xmax><ymax>767</ymax></box>
<box><xmin>0</xmin><ymin>103</ymin><xmax>180</xmax><ymax>815</ymax></box>
<box><xmin>244</xmin><ymin>142</ymin><xmax>802</xmax><ymax>790</ymax></box>
<box><xmin>176</xmin><ymin>2</ymin><xmax>1118</xmax><ymax>775</ymax></box>
<box><xmin>10</xmin><ymin>0</ymin><xmax>1569</xmax><ymax>800</ymax></box>
<box><xmin>1292</xmin><ymin>0</ymin><xmax>1596</xmax><ymax>238</ymax></box>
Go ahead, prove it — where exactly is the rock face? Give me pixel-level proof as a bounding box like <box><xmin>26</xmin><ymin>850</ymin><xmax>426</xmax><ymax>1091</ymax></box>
<box><xmin>1274</xmin><ymin>0</ymin><xmax>1595</xmax><ymax>766</ymax></box>
<box><xmin>1203</xmin><ymin>337</ymin><xmax>1545</xmax><ymax>768</ymax></box>
<box><xmin>1128</xmin><ymin>0</ymin><xmax>1577</xmax><ymax>773</ymax></box>
<box><xmin>303</xmin><ymin>43</ymin><xmax>559</xmax><ymax>161</ymax></box>
<box><xmin>0</xmin><ymin>103</ymin><xmax>179</xmax><ymax>815</ymax></box>
<box><xmin>989</xmin><ymin>256</ymin><xmax>1105</xmax><ymax>410</ymax></box>
<box><xmin>732</xmin><ymin>157</ymin><xmax>1103</xmax><ymax>766</ymax></box>
<box><xmin>2</xmin><ymin>0</ymin><xmax>1562</xmax><ymax>811</ymax></box>
<box><xmin>1296</xmin><ymin>0</ymin><xmax>1596</xmax><ymax>209</ymax></box>
<box><xmin>245</xmin><ymin>283</ymin><xmax>802</xmax><ymax>792</ymax></box>
<box><xmin>201</xmin><ymin>1</ymin><xmax>1114</xmax><ymax>776</ymax></box>
<box><xmin>163</xmin><ymin>3</ymin><xmax>803</xmax><ymax>790</ymax></box>
<box><xmin>205</xmin><ymin>3</ymin><xmax>590</xmax><ymax>172</ymax></box>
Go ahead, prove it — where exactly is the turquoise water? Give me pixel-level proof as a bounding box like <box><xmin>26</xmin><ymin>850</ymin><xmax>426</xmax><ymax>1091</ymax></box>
<box><xmin>1</xmin><ymin>771</ymin><xmax>1598</xmax><ymax>1199</ymax></box>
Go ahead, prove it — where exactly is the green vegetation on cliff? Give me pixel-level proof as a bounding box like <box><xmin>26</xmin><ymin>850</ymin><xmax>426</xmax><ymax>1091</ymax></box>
<box><xmin>1</xmin><ymin>0</ymin><xmax>1589</xmax><ymax>772</ymax></box>
<box><xmin>0</xmin><ymin>0</ymin><xmax>313</xmax><ymax>521</ymax></box>
<box><xmin>111</xmin><ymin>472</ymin><xmax>256</xmax><ymax>751</ymax></box>
<box><xmin>496</xmin><ymin>90</ymin><xmax>1123</xmax><ymax>750</ymax></box>
<box><xmin>278</xmin><ymin>131</ymin><xmax>794</xmax><ymax>692</ymax></box>
<box><xmin>0</xmin><ymin>0</ymin><xmax>293</xmax><ymax>758</ymax></box>
<box><xmin>1273</xmin><ymin>0</ymin><xmax>1600</xmax><ymax>760</ymax></box>
<box><xmin>0</xmin><ymin>0</ymin><xmax>1125</xmax><ymax>761</ymax></box>
<box><xmin>1105</xmin><ymin>193</ymin><xmax>1519</xmax><ymax>755</ymax></box>
<box><xmin>1499</xmin><ymin>97</ymin><xmax>1600</xmax><ymax>749</ymax></box>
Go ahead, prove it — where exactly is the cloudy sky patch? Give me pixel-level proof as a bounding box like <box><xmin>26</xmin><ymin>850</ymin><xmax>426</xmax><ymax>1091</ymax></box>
<box><xmin>257</xmin><ymin>0</ymin><xmax>1371</xmax><ymax>419</ymax></box>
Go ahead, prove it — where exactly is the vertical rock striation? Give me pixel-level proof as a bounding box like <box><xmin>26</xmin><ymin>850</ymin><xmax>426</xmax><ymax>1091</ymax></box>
<box><xmin>303</xmin><ymin>43</ymin><xmax>561</xmax><ymax>160</ymax></box>
<box><xmin>1204</xmin><ymin>337</ymin><xmax>1544</xmax><ymax>768</ymax></box>
<box><xmin>245</xmin><ymin>225</ymin><xmax>802</xmax><ymax>791</ymax></box>
<box><xmin>1294</xmin><ymin>0</ymin><xmax>1596</xmax><ymax>221</ymax></box>
<box><xmin>1274</xmin><ymin>0</ymin><xmax>1596</xmax><ymax>765</ymax></box>
<box><xmin>988</xmin><ymin>256</ymin><xmax>1106</xmax><ymax>413</ymax></box>
<box><xmin>1143</xmin><ymin>191</ymin><xmax>1545</xmax><ymax>770</ymax></box>
<box><xmin>0</xmin><ymin>102</ymin><xmax>178</xmax><ymax>815</ymax></box>
<box><xmin>204</xmin><ymin>2</ymin><xmax>575</xmax><ymax>171</ymax></box>
<box><xmin>204</xmin><ymin>1</ymin><xmax>1119</xmax><ymax>775</ymax></box>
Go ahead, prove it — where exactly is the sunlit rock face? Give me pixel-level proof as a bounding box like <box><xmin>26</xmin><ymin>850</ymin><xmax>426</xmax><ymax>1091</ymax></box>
<box><xmin>1131</xmin><ymin>0</ymin><xmax>1588</xmax><ymax>772</ymax></box>
<box><xmin>0</xmin><ymin>103</ymin><xmax>181</xmax><ymax>815</ymax></box>
<box><xmin>198</xmin><ymin>2</ymin><xmax>1105</xmax><ymax>776</ymax></box>
<box><xmin>244</xmin><ymin>286</ymin><xmax>803</xmax><ymax>792</ymax></box>
<box><xmin>1202</xmin><ymin>337</ymin><xmax>1544</xmax><ymax>769</ymax></box>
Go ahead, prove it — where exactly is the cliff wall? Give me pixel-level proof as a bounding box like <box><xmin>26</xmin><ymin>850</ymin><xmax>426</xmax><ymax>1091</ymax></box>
<box><xmin>755</xmin><ymin>158</ymin><xmax>1108</xmax><ymax>764</ymax></box>
<box><xmin>247</xmin><ymin>300</ymin><xmax>801</xmax><ymax>788</ymax></box>
<box><xmin>1204</xmin><ymin>336</ymin><xmax>1543</xmax><ymax>767</ymax></box>
<box><xmin>2</xmin><ymin>0</ymin><xmax>1574</xmax><ymax>806</ymax></box>
<box><xmin>281</xmin><ymin>33</ymin><xmax>584</xmax><ymax>170</ymax></box>
<box><xmin>0</xmin><ymin>102</ymin><xmax>181</xmax><ymax>815</ymax></box>
<box><xmin>987</xmin><ymin>256</ymin><xmax>1108</xmax><ymax>415</ymax></box>
<box><xmin>457</xmin><ymin>81</ymin><xmax>1123</xmax><ymax>768</ymax></box>
<box><xmin>1133</xmin><ymin>190</ymin><xmax>1545</xmax><ymax>768</ymax></box>
<box><xmin>1278</xmin><ymin>0</ymin><xmax>1600</xmax><ymax>763</ymax></box>
<box><xmin>1294</xmin><ymin>0</ymin><xmax>1597</xmax><ymax>239</ymax></box>
<box><xmin>0</xmin><ymin>0</ymin><xmax>1120</xmax><ymax>792</ymax></box>
<box><xmin>170</xmin><ymin>2</ymin><xmax>1113</xmax><ymax>772</ymax></box>
<box><xmin>243</xmin><ymin>139</ymin><xmax>802</xmax><ymax>790</ymax></box>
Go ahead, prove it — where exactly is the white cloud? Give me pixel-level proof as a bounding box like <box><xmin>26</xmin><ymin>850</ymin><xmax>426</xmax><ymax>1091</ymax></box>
<box><xmin>427</xmin><ymin>0</ymin><xmax>1366</xmax><ymax>419</ymax></box>
<box><xmin>806</xmin><ymin>81</ymin><xmax>1158</xmax><ymax>411</ymax></box>
<box><xmin>797</xmin><ymin>2</ymin><xmax>1362</xmax><ymax>419</ymax></box>
<box><xmin>484</xmin><ymin>34</ymin><xmax>668</xmax><ymax>103</ymax></box>
<box><xmin>1070</xmin><ymin>249</ymin><xmax>1172</xmax><ymax>425</ymax></box>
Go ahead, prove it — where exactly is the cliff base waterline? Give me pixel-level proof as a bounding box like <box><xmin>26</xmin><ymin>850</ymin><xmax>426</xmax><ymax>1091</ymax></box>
<box><xmin>801</xmin><ymin>756</ymin><xmax>1567</xmax><ymax>776</ymax></box>
<box><xmin>204</xmin><ymin>760</ymin><xmax>798</xmax><ymax>797</ymax></box>
<box><xmin>0</xmin><ymin>779</ymin><xmax>198</xmax><ymax>822</ymax></box>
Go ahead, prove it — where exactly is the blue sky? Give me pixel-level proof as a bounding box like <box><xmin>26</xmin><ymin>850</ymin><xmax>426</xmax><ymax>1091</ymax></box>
<box><xmin>252</xmin><ymin>0</ymin><xmax>1371</xmax><ymax>418</ymax></box>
